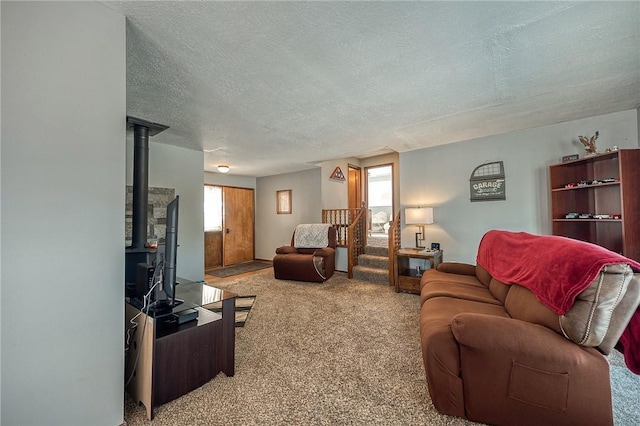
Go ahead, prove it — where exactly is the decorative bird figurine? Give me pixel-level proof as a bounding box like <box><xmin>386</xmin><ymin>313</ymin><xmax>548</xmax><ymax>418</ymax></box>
<box><xmin>578</xmin><ymin>131</ymin><xmax>599</xmax><ymax>155</ymax></box>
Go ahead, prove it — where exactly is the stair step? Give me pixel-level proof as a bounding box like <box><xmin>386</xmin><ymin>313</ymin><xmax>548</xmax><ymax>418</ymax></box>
<box><xmin>353</xmin><ymin>265</ymin><xmax>389</xmax><ymax>285</ymax></box>
<box><xmin>365</xmin><ymin>245</ymin><xmax>389</xmax><ymax>257</ymax></box>
<box><xmin>358</xmin><ymin>253</ymin><xmax>389</xmax><ymax>269</ymax></box>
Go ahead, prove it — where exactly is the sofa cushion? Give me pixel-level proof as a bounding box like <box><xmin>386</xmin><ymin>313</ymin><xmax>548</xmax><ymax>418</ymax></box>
<box><xmin>421</xmin><ymin>281</ymin><xmax>501</xmax><ymax>307</ymax></box>
<box><xmin>560</xmin><ymin>263</ymin><xmax>638</xmax><ymax>353</ymax></box>
<box><xmin>476</xmin><ymin>264</ymin><xmax>492</xmax><ymax>287</ymax></box>
<box><xmin>504</xmin><ymin>285</ymin><xmax>561</xmax><ymax>333</ymax></box>
<box><xmin>296</xmin><ymin>248</ymin><xmax>317</xmax><ymax>255</ymax></box>
<box><xmin>488</xmin><ymin>278</ymin><xmax>510</xmax><ymax>304</ymax></box>
<box><xmin>420</xmin><ymin>268</ymin><xmax>483</xmax><ymax>290</ymax></box>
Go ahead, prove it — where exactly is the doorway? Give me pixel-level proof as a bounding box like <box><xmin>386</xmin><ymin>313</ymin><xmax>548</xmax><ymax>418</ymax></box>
<box><xmin>204</xmin><ymin>185</ymin><xmax>255</xmax><ymax>271</ymax></box>
<box><xmin>365</xmin><ymin>164</ymin><xmax>394</xmax><ymax>239</ymax></box>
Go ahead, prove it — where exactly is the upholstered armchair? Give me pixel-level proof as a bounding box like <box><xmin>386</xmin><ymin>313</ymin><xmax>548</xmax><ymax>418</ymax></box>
<box><xmin>273</xmin><ymin>224</ymin><xmax>337</xmax><ymax>282</ymax></box>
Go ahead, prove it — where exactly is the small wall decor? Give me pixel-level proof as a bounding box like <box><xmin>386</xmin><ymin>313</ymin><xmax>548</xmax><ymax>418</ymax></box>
<box><xmin>469</xmin><ymin>161</ymin><xmax>506</xmax><ymax>202</ymax></box>
<box><xmin>578</xmin><ymin>131</ymin><xmax>599</xmax><ymax>155</ymax></box>
<box><xmin>276</xmin><ymin>189</ymin><xmax>292</xmax><ymax>214</ymax></box>
<box><xmin>329</xmin><ymin>166</ymin><xmax>345</xmax><ymax>181</ymax></box>
<box><xmin>562</xmin><ymin>154</ymin><xmax>580</xmax><ymax>163</ymax></box>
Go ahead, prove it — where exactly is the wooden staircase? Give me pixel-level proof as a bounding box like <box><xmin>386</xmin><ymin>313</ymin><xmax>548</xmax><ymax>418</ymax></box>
<box><xmin>353</xmin><ymin>240</ymin><xmax>389</xmax><ymax>284</ymax></box>
<box><xmin>353</xmin><ymin>212</ymin><xmax>400</xmax><ymax>285</ymax></box>
<box><xmin>322</xmin><ymin>208</ymin><xmax>366</xmax><ymax>278</ymax></box>
<box><xmin>322</xmin><ymin>208</ymin><xmax>400</xmax><ymax>285</ymax></box>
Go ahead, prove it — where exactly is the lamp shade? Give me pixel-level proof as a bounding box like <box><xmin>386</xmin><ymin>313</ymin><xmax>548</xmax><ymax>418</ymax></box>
<box><xmin>217</xmin><ymin>165</ymin><xmax>230</xmax><ymax>173</ymax></box>
<box><xmin>405</xmin><ymin>207</ymin><xmax>434</xmax><ymax>225</ymax></box>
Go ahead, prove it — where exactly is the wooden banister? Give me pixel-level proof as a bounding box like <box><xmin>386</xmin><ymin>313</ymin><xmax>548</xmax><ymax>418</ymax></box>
<box><xmin>388</xmin><ymin>211</ymin><xmax>401</xmax><ymax>287</ymax></box>
<box><xmin>322</xmin><ymin>208</ymin><xmax>366</xmax><ymax>278</ymax></box>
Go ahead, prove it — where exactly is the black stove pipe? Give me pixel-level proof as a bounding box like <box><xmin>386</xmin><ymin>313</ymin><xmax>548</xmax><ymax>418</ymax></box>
<box><xmin>126</xmin><ymin>116</ymin><xmax>169</xmax><ymax>250</ymax></box>
<box><xmin>131</xmin><ymin>124</ymin><xmax>149</xmax><ymax>249</ymax></box>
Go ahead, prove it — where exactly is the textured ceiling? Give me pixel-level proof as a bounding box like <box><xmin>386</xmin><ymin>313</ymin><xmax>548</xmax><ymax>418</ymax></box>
<box><xmin>104</xmin><ymin>1</ymin><xmax>640</xmax><ymax>177</ymax></box>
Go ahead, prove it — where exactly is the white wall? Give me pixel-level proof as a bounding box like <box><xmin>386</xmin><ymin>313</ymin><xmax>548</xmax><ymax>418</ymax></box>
<box><xmin>255</xmin><ymin>168</ymin><xmax>322</xmax><ymax>260</ymax></box>
<box><xmin>320</xmin><ymin>158</ymin><xmax>357</xmax><ymax>209</ymax></box>
<box><xmin>204</xmin><ymin>171</ymin><xmax>256</xmax><ymax>189</ymax></box>
<box><xmin>400</xmin><ymin>109</ymin><xmax>640</xmax><ymax>264</ymax></box>
<box><xmin>1</xmin><ymin>2</ymin><xmax>125</xmax><ymax>425</ymax></box>
<box><xmin>126</xmin><ymin>140</ymin><xmax>205</xmax><ymax>281</ymax></box>
<box><xmin>318</xmin><ymin>154</ymin><xmax>400</xmax><ymax>215</ymax></box>
<box><xmin>0</xmin><ymin>1</ymin><xmax>3</xmax><ymax>415</ymax></box>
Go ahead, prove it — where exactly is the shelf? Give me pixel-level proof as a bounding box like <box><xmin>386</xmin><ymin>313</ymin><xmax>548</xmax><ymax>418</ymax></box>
<box><xmin>551</xmin><ymin>182</ymin><xmax>619</xmax><ymax>192</ymax></box>
<box><xmin>550</xmin><ymin>151</ymin><xmax>620</xmax><ymax>166</ymax></box>
<box><xmin>398</xmin><ymin>268</ymin><xmax>425</xmax><ymax>278</ymax></box>
<box><xmin>548</xmin><ymin>148</ymin><xmax>640</xmax><ymax>261</ymax></box>
<box><xmin>553</xmin><ymin>219</ymin><xmax>621</xmax><ymax>223</ymax></box>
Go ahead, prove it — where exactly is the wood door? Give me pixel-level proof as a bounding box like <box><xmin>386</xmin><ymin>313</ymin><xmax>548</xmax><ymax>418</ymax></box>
<box><xmin>222</xmin><ymin>187</ymin><xmax>255</xmax><ymax>266</ymax></box>
<box><xmin>204</xmin><ymin>231</ymin><xmax>222</xmax><ymax>269</ymax></box>
<box><xmin>348</xmin><ymin>165</ymin><xmax>362</xmax><ymax>209</ymax></box>
<box><xmin>204</xmin><ymin>185</ymin><xmax>223</xmax><ymax>270</ymax></box>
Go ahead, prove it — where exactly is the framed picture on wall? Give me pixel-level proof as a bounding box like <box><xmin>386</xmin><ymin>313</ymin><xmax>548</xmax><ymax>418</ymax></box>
<box><xmin>277</xmin><ymin>190</ymin><xmax>292</xmax><ymax>214</ymax></box>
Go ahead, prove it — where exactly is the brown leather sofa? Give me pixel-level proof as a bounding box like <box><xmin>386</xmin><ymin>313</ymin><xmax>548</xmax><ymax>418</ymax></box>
<box><xmin>273</xmin><ymin>224</ymin><xmax>337</xmax><ymax>282</ymax></box>
<box><xmin>419</xmin><ymin>230</ymin><xmax>640</xmax><ymax>426</ymax></box>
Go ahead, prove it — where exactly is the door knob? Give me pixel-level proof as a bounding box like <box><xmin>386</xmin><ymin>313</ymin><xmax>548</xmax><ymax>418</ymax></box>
<box><xmin>226</xmin><ymin>228</ymin><xmax>230</xmax><ymax>234</ymax></box>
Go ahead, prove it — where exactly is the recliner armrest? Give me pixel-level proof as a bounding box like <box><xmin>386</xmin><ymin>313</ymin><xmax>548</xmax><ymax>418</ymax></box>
<box><xmin>452</xmin><ymin>313</ymin><xmax>579</xmax><ymax>358</ymax></box>
<box><xmin>275</xmin><ymin>246</ymin><xmax>297</xmax><ymax>255</ymax></box>
<box><xmin>312</xmin><ymin>247</ymin><xmax>335</xmax><ymax>258</ymax></box>
<box><xmin>450</xmin><ymin>312</ymin><xmax>612</xmax><ymax>425</ymax></box>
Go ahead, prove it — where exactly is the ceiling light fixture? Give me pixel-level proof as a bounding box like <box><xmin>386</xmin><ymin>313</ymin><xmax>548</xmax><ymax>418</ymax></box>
<box><xmin>217</xmin><ymin>165</ymin><xmax>230</xmax><ymax>173</ymax></box>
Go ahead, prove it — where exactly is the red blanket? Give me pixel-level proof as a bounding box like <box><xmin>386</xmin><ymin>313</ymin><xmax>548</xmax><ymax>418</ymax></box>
<box><xmin>476</xmin><ymin>230</ymin><xmax>640</xmax><ymax>373</ymax></box>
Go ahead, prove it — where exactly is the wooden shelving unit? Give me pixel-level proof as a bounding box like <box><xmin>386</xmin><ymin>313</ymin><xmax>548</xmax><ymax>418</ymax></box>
<box><xmin>549</xmin><ymin>149</ymin><xmax>640</xmax><ymax>261</ymax></box>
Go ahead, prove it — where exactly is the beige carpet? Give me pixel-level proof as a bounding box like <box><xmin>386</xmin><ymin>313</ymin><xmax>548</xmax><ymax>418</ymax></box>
<box><xmin>124</xmin><ymin>269</ymin><xmax>639</xmax><ymax>425</ymax></box>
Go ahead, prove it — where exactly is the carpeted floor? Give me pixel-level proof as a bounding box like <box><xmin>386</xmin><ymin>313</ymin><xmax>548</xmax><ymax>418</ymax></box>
<box><xmin>607</xmin><ymin>349</ymin><xmax>640</xmax><ymax>424</ymax></box>
<box><xmin>124</xmin><ymin>269</ymin><xmax>639</xmax><ymax>425</ymax></box>
<box><xmin>206</xmin><ymin>260</ymin><xmax>272</xmax><ymax>278</ymax></box>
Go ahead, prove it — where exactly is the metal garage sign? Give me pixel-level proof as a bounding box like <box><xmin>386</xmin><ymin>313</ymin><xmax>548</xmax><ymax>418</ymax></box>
<box><xmin>470</xmin><ymin>161</ymin><xmax>506</xmax><ymax>202</ymax></box>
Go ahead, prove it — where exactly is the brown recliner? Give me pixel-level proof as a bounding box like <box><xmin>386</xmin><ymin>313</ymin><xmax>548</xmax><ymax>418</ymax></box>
<box><xmin>273</xmin><ymin>224</ymin><xmax>337</xmax><ymax>282</ymax></box>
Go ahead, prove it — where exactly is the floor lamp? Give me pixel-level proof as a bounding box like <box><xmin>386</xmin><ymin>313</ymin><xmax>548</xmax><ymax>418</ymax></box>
<box><xmin>405</xmin><ymin>207</ymin><xmax>434</xmax><ymax>249</ymax></box>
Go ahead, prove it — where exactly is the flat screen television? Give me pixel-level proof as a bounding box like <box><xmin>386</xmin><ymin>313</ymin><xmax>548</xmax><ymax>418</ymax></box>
<box><xmin>147</xmin><ymin>195</ymin><xmax>180</xmax><ymax>316</ymax></box>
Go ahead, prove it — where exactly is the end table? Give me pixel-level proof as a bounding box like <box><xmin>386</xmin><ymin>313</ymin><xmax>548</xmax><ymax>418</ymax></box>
<box><xmin>395</xmin><ymin>248</ymin><xmax>443</xmax><ymax>294</ymax></box>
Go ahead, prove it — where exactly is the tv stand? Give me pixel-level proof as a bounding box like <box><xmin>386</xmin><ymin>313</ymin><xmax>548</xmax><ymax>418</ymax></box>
<box><xmin>145</xmin><ymin>301</ymin><xmax>173</xmax><ymax>317</ymax></box>
<box><xmin>125</xmin><ymin>282</ymin><xmax>236</xmax><ymax>420</ymax></box>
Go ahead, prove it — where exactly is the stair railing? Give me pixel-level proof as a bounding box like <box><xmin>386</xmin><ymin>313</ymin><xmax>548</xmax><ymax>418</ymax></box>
<box><xmin>322</xmin><ymin>208</ymin><xmax>366</xmax><ymax>278</ymax></box>
<box><xmin>388</xmin><ymin>211</ymin><xmax>401</xmax><ymax>287</ymax></box>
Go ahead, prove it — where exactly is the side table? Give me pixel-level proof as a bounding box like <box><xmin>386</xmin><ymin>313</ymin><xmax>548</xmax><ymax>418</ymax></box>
<box><xmin>395</xmin><ymin>248</ymin><xmax>443</xmax><ymax>294</ymax></box>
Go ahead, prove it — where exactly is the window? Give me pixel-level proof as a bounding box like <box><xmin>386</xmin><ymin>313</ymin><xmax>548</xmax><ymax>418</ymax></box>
<box><xmin>204</xmin><ymin>185</ymin><xmax>222</xmax><ymax>231</ymax></box>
